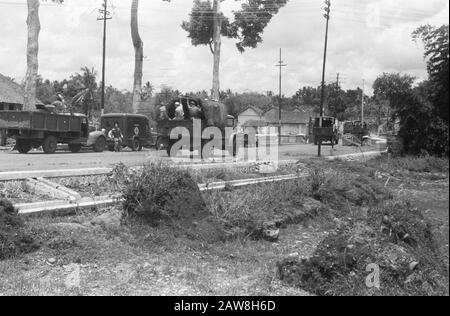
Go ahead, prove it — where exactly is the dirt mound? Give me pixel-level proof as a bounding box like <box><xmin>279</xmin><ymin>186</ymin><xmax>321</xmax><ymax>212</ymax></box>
<box><xmin>0</xmin><ymin>199</ymin><xmax>39</xmax><ymax>260</ymax></box>
<box><xmin>277</xmin><ymin>202</ymin><xmax>449</xmax><ymax>296</ymax></box>
<box><xmin>118</xmin><ymin>163</ymin><xmax>225</xmax><ymax>242</ymax></box>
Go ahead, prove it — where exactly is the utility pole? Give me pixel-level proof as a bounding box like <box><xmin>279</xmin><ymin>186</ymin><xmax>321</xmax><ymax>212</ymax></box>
<box><xmin>318</xmin><ymin>0</ymin><xmax>331</xmax><ymax>157</ymax></box>
<box><xmin>97</xmin><ymin>0</ymin><xmax>112</xmax><ymax>115</ymax></box>
<box><xmin>361</xmin><ymin>79</ymin><xmax>365</xmax><ymax>123</ymax></box>
<box><xmin>275</xmin><ymin>48</ymin><xmax>287</xmax><ymax>146</ymax></box>
<box><xmin>336</xmin><ymin>72</ymin><xmax>340</xmax><ymax>88</ymax></box>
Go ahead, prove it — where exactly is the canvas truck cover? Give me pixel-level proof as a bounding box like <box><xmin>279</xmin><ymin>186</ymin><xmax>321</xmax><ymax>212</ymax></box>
<box><xmin>201</xmin><ymin>100</ymin><xmax>228</xmax><ymax>129</ymax></box>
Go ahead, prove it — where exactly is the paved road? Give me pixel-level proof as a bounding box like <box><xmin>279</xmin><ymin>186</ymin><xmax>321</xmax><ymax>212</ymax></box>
<box><xmin>0</xmin><ymin>144</ymin><xmax>379</xmax><ymax>172</ymax></box>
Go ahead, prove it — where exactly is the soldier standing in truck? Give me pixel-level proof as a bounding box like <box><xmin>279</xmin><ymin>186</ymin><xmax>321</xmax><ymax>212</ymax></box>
<box><xmin>174</xmin><ymin>102</ymin><xmax>185</xmax><ymax>121</ymax></box>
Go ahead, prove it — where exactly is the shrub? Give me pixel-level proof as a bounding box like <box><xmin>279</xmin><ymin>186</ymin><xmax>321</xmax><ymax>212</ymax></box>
<box><xmin>121</xmin><ymin>163</ymin><xmax>208</xmax><ymax>225</ymax></box>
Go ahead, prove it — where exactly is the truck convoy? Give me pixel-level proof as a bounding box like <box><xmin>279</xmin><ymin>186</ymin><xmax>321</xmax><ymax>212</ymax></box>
<box><xmin>0</xmin><ymin>97</ymin><xmax>235</xmax><ymax>156</ymax></box>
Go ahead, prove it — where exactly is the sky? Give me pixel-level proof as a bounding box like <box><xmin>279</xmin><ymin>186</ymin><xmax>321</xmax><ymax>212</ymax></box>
<box><xmin>0</xmin><ymin>0</ymin><xmax>448</xmax><ymax>96</ymax></box>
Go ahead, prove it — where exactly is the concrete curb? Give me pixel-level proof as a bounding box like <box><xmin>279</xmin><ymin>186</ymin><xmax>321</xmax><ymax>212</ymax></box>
<box><xmin>325</xmin><ymin>151</ymin><xmax>385</xmax><ymax>162</ymax></box>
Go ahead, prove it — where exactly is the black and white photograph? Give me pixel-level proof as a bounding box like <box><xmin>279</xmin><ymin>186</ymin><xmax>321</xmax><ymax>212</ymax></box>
<box><xmin>0</xmin><ymin>0</ymin><xmax>448</xmax><ymax>300</ymax></box>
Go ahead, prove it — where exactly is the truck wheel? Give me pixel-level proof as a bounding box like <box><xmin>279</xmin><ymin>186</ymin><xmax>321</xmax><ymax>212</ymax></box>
<box><xmin>132</xmin><ymin>139</ymin><xmax>141</xmax><ymax>152</ymax></box>
<box><xmin>69</xmin><ymin>144</ymin><xmax>82</xmax><ymax>153</ymax></box>
<box><xmin>43</xmin><ymin>136</ymin><xmax>58</xmax><ymax>154</ymax></box>
<box><xmin>93</xmin><ymin>137</ymin><xmax>106</xmax><ymax>152</ymax></box>
<box><xmin>16</xmin><ymin>140</ymin><xmax>32</xmax><ymax>154</ymax></box>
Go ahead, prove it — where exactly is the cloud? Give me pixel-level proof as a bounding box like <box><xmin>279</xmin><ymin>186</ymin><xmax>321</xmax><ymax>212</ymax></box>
<box><xmin>0</xmin><ymin>0</ymin><xmax>448</xmax><ymax>96</ymax></box>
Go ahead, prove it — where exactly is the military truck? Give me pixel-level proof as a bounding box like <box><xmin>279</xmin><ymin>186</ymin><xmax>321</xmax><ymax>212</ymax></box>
<box><xmin>309</xmin><ymin>116</ymin><xmax>339</xmax><ymax>146</ymax></box>
<box><xmin>156</xmin><ymin>96</ymin><xmax>239</xmax><ymax>157</ymax></box>
<box><xmin>0</xmin><ymin>108</ymin><xmax>106</xmax><ymax>154</ymax></box>
<box><xmin>101</xmin><ymin>113</ymin><xmax>158</xmax><ymax>151</ymax></box>
<box><xmin>342</xmin><ymin>120</ymin><xmax>370</xmax><ymax>145</ymax></box>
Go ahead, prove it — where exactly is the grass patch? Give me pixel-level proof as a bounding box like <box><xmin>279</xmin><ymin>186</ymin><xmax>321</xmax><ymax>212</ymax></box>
<box><xmin>53</xmin><ymin>175</ymin><xmax>119</xmax><ymax>198</ymax></box>
<box><xmin>0</xmin><ymin>199</ymin><xmax>39</xmax><ymax>260</ymax></box>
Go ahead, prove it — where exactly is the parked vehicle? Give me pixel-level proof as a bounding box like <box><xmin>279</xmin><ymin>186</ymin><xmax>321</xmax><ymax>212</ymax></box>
<box><xmin>156</xmin><ymin>96</ymin><xmax>239</xmax><ymax>157</ymax></box>
<box><xmin>101</xmin><ymin>113</ymin><xmax>158</xmax><ymax>151</ymax></box>
<box><xmin>309</xmin><ymin>116</ymin><xmax>339</xmax><ymax>146</ymax></box>
<box><xmin>342</xmin><ymin>120</ymin><xmax>370</xmax><ymax>145</ymax></box>
<box><xmin>0</xmin><ymin>108</ymin><xmax>106</xmax><ymax>154</ymax></box>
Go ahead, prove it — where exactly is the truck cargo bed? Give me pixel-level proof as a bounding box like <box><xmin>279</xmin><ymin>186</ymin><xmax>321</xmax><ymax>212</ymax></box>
<box><xmin>0</xmin><ymin>111</ymin><xmax>83</xmax><ymax>133</ymax></box>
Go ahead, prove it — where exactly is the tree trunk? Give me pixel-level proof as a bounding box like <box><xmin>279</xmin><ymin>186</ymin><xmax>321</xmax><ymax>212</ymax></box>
<box><xmin>131</xmin><ymin>0</ymin><xmax>143</xmax><ymax>114</ymax></box>
<box><xmin>24</xmin><ymin>0</ymin><xmax>40</xmax><ymax>111</ymax></box>
<box><xmin>211</xmin><ymin>0</ymin><xmax>222</xmax><ymax>101</ymax></box>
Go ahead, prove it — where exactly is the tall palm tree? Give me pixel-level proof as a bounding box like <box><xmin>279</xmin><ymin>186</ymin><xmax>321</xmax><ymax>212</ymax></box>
<box><xmin>71</xmin><ymin>67</ymin><xmax>99</xmax><ymax>117</ymax></box>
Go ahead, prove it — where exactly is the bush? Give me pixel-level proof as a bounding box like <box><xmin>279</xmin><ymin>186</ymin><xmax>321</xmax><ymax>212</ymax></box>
<box><xmin>0</xmin><ymin>199</ymin><xmax>39</xmax><ymax>260</ymax></box>
<box><xmin>120</xmin><ymin>163</ymin><xmax>208</xmax><ymax>225</ymax></box>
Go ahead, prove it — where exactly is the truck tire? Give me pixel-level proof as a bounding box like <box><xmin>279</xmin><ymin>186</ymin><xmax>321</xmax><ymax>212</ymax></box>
<box><xmin>93</xmin><ymin>136</ymin><xmax>106</xmax><ymax>153</ymax></box>
<box><xmin>16</xmin><ymin>140</ymin><xmax>32</xmax><ymax>154</ymax></box>
<box><xmin>69</xmin><ymin>144</ymin><xmax>82</xmax><ymax>153</ymax></box>
<box><xmin>132</xmin><ymin>139</ymin><xmax>141</xmax><ymax>152</ymax></box>
<box><xmin>43</xmin><ymin>136</ymin><xmax>58</xmax><ymax>154</ymax></box>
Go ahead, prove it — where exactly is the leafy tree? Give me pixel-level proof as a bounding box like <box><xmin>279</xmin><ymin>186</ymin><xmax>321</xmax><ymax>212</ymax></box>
<box><xmin>35</xmin><ymin>75</ymin><xmax>57</xmax><ymax>104</ymax></box>
<box><xmin>365</xmin><ymin>96</ymin><xmax>391</xmax><ymax>127</ymax></box>
<box><xmin>413</xmin><ymin>25</ymin><xmax>449</xmax><ymax>123</ymax></box>
<box><xmin>373</xmin><ymin>72</ymin><xmax>449</xmax><ymax>156</ymax></box>
<box><xmin>24</xmin><ymin>0</ymin><xmax>64</xmax><ymax>111</ymax></box>
<box><xmin>181</xmin><ymin>0</ymin><xmax>289</xmax><ymax>100</ymax></box>
<box><xmin>104</xmin><ymin>85</ymin><xmax>133</xmax><ymax>114</ymax></box>
<box><xmin>224</xmin><ymin>92</ymin><xmax>273</xmax><ymax>116</ymax></box>
<box><xmin>327</xmin><ymin>84</ymin><xmax>347</xmax><ymax>121</ymax></box>
<box><xmin>154</xmin><ymin>86</ymin><xmax>181</xmax><ymax>105</ymax></box>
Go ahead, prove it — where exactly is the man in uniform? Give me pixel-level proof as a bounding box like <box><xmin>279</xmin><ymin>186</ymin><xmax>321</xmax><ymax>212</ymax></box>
<box><xmin>108</xmin><ymin>122</ymin><xmax>124</xmax><ymax>152</ymax></box>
